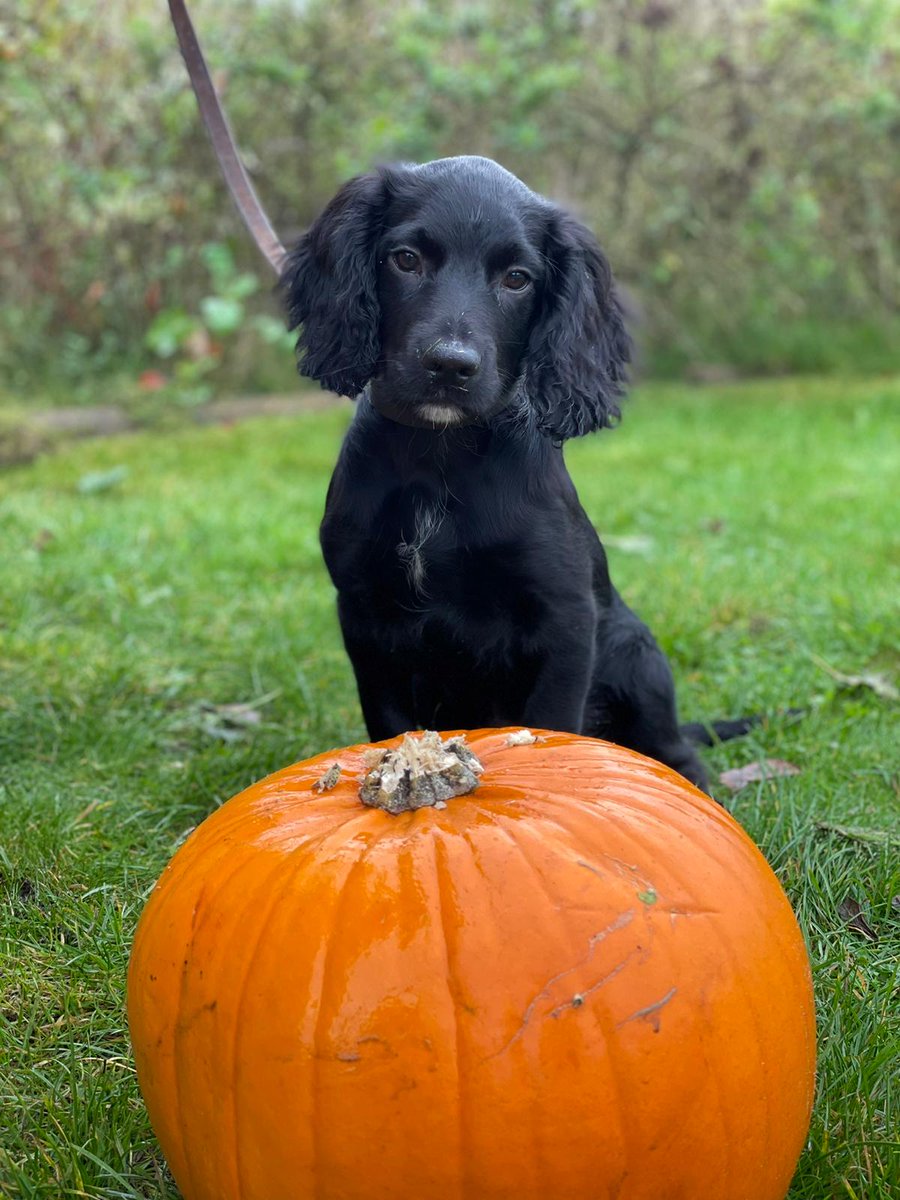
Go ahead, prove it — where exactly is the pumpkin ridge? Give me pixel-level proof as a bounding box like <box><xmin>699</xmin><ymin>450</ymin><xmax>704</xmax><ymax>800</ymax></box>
<box><xmin>194</xmin><ymin>839</ymin><xmax>306</xmax><ymax>1197</ymax></box>
<box><xmin>435</xmin><ymin>811</ymin><xmax>588</xmax><ymax>1193</ymax></box>
<box><xmin>506</xmin><ymin>816</ymin><xmax>650</xmax><ymax>1182</ymax></box>
<box><xmin>580</xmin><ymin>806</ymin><xmax>734</xmax><ymax>1190</ymax></box>
<box><xmin>431</xmin><ymin>830</ymin><xmax>470</xmax><ymax>1200</ymax></box>
<box><xmin>485</xmin><ymin>746</ymin><xmax>690</xmax><ymax>793</ymax></box>
<box><xmin>572</xmin><ymin>795</ymin><xmax>777</xmax><ymax>1191</ymax></box>
<box><xmin>490</xmin><ymin>802</ymin><xmax>662</xmax><ymax>905</ymax></box>
<box><xmin>613</xmin><ymin>803</ymin><xmax>809</xmax><ymax>1190</ymax></box>
<box><xmin>224</xmin><ymin>841</ymin><xmax>333</xmax><ymax>1200</ymax></box>
<box><xmin>131</xmin><ymin>823</ymin><xmax>281</xmax><ymax>1195</ymax></box>
<box><xmin>487</xmin><ymin>809</ymin><xmax>577</xmax><ymax>911</ymax></box>
<box><xmin>170</xmin><ymin>838</ymin><xmax>284</xmax><ymax>1200</ymax></box>
<box><xmin>490</xmin><ymin>777</ymin><xmax>680</xmax><ymax>831</ymax></box>
<box><xmin>480</xmin><ymin>830</ymin><xmax>554</xmax><ymax>1200</ymax></box>
<box><xmin>273</xmin><ymin>805</ymin><xmax>386</xmax><ymax>857</ymax></box>
<box><xmin>619</xmin><ymin>803</ymin><xmax>803</xmax><ymax>1193</ymax></box>
<box><xmin>127</xmin><ymin>891</ymin><xmax>193</xmax><ymax>1191</ymax></box>
<box><xmin>684</xmin><ymin>869</ymin><xmax>778</xmax><ymax>1193</ymax></box>
<box><xmin>307</xmin><ymin>846</ymin><xmax>374</xmax><ymax>1200</ymax></box>
<box><xmin>484</xmin><ymin>814</ymin><xmax>640</xmax><ymax>1032</ymax></box>
<box><xmin>714</xmin><ymin>916</ymin><xmax>779</xmax><ymax>1191</ymax></box>
<box><xmin>491</xmin><ymin>772</ymin><xmax>766</xmax><ymax>1193</ymax></box>
<box><xmin>491</xmin><ymin>792</ymin><xmax>666</xmax><ymax>912</ymax></box>
<box><xmin>590</xmin><ymin>810</ymin><xmax>739</xmax><ymax>1183</ymax></box>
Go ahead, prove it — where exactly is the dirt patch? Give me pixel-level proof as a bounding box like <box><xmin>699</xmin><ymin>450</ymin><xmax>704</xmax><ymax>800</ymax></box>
<box><xmin>0</xmin><ymin>392</ymin><xmax>343</xmax><ymax>468</ymax></box>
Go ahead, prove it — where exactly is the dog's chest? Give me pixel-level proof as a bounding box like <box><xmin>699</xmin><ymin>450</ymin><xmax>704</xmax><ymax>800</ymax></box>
<box><xmin>324</xmin><ymin>475</ymin><xmax>538</xmax><ymax>628</ymax></box>
<box><xmin>369</xmin><ymin>485</ymin><xmax>485</xmax><ymax>607</ymax></box>
<box><xmin>393</xmin><ymin>497</ymin><xmax>451</xmax><ymax>597</ymax></box>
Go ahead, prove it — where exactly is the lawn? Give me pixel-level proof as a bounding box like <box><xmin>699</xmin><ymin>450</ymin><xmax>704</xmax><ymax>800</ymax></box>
<box><xmin>1</xmin><ymin>375</ymin><xmax>898</xmax><ymax>1199</ymax></box>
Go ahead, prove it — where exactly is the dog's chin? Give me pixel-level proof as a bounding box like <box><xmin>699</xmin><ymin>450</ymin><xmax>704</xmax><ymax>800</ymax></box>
<box><xmin>370</xmin><ymin>377</ymin><xmax>518</xmax><ymax>430</ymax></box>
<box><xmin>369</xmin><ymin>382</ymin><xmax>479</xmax><ymax>429</ymax></box>
<box><xmin>415</xmin><ymin>402</ymin><xmax>471</xmax><ymax>429</ymax></box>
<box><xmin>369</xmin><ymin>394</ymin><xmax>471</xmax><ymax>429</ymax></box>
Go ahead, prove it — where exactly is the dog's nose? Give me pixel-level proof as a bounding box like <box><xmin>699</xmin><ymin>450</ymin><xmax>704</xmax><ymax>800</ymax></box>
<box><xmin>422</xmin><ymin>341</ymin><xmax>481</xmax><ymax>383</ymax></box>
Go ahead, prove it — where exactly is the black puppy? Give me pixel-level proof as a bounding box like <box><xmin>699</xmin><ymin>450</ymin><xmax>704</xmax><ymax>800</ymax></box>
<box><xmin>283</xmin><ymin>155</ymin><xmax>712</xmax><ymax>789</ymax></box>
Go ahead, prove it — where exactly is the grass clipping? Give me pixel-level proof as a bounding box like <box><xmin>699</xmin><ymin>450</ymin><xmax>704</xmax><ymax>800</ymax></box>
<box><xmin>359</xmin><ymin>731</ymin><xmax>484</xmax><ymax>814</ymax></box>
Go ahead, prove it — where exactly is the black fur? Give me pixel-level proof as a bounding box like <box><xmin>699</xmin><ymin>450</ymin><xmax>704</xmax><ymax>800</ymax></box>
<box><xmin>283</xmin><ymin>156</ymin><xmax>712</xmax><ymax>789</ymax></box>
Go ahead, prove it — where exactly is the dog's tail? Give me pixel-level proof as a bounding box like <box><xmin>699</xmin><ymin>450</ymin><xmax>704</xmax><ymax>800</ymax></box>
<box><xmin>681</xmin><ymin>709</ymin><xmax>805</xmax><ymax>747</ymax></box>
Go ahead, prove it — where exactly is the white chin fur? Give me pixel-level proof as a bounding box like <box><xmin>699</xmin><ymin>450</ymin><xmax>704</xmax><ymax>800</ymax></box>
<box><xmin>417</xmin><ymin>403</ymin><xmax>467</xmax><ymax>428</ymax></box>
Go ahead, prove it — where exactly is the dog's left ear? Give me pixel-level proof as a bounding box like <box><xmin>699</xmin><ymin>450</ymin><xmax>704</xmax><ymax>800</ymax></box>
<box><xmin>523</xmin><ymin>212</ymin><xmax>632</xmax><ymax>439</ymax></box>
<box><xmin>280</xmin><ymin>171</ymin><xmax>386</xmax><ymax>398</ymax></box>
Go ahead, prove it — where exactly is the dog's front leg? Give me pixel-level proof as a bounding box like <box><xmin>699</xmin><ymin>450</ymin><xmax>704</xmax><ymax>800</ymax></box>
<box><xmin>521</xmin><ymin>610</ymin><xmax>596</xmax><ymax>735</ymax></box>
<box><xmin>337</xmin><ymin>597</ymin><xmax>417</xmax><ymax>740</ymax></box>
<box><xmin>343</xmin><ymin>641</ymin><xmax>417</xmax><ymax>741</ymax></box>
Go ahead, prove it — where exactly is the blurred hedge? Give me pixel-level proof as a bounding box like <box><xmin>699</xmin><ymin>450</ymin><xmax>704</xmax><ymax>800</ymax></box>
<box><xmin>2</xmin><ymin>0</ymin><xmax>898</xmax><ymax>394</ymax></box>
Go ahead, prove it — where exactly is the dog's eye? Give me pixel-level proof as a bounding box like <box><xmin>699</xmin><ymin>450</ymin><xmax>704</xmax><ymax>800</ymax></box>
<box><xmin>392</xmin><ymin>249</ymin><xmax>421</xmax><ymax>274</ymax></box>
<box><xmin>501</xmin><ymin>269</ymin><xmax>531</xmax><ymax>292</ymax></box>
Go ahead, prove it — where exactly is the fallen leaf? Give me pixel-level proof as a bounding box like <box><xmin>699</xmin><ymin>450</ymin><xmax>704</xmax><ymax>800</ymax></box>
<box><xmin>811</xmin><ymin>655</ymin><xmax>898</xmax><ymax>701</ymax></box>
<box><xmin>199</xmin><ymin>701</ymin><xmax>262</xmax><ymax>724</ymax></box>
<box><xmin>837</xmin><ymin>897</ymin><xmax>878</xmax><ymax>942</ymax></box>
<box><xmin>815</xmin><ymin>821</ymin><xmax>896</xmax><ymax>846</ymax></box>
<box><xmin>602</xmin><ymin>533</ymin><xmax>655</xmax><ymax>556</ymax></box>
<box><xmin>197</xmin><ymin>701</ymin><xmax>263</xmax><ymax>742</ymax></box>
<box><xmin>77</xmin><ymin>466</ymin><xmax>128</xmax><ymax>494</ymax></box>
<box><xmin>718</xmin><ymin>759</ymin><xmax>801</xmax><ymax>791</ymax></box>
<box><xmin>172</xmin><ymin>692</ymin><xmax>280</xmax><ymax>744</ymax></box>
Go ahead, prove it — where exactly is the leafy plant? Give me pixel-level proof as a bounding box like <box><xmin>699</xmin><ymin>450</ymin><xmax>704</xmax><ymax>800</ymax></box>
<box><xmin>2</xmin><ymin>0</ymin><xmax>898</xmax><ymax>389</ymax></box>
<box><xmin>144</xmin><ymin>242</ymin><xmax>293</xmax><ymax>403</ymax></box>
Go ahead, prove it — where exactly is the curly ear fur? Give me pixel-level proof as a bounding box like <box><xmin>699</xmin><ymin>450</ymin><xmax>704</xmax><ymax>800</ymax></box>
<box><xmin>280</xmin><ymin>173</ymin><xmax>386</xmax><ymax>397</ymax></box>
<box><xmin>523</xmin><ymin>213</ymin><xmax>632</xmax><ymax>440</ymax></box>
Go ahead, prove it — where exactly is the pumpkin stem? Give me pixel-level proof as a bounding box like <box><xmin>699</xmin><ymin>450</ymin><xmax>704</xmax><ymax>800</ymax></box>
<box><xmin>359</xmin><ymin>731</ymin><xmax>484</xmax><ymax>814</ymax></box>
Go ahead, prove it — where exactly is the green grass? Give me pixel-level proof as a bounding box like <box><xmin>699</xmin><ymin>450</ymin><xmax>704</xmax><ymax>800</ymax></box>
<box><xmin>1</xmin><ymin>376</ymin><xmax>898</xmax><ymax>1198</ymax></box>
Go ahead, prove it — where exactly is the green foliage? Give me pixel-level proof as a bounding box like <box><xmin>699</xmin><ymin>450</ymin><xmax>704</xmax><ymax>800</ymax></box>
<box><xmin>1</xmin><ymin>0</ymin><xmax>899</xmax><ymax>388</ymax></box>
<box><xmin>142</xmin><ymin>242</ymin><xmax>293</xmax><ymax>404</ymax></box>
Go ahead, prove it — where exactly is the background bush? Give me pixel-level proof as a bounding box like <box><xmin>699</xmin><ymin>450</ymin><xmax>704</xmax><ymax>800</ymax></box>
<box><xmin>2</xmin><ymin>0</ymin><xmax>898</xmax><ymax>395</ymax></box>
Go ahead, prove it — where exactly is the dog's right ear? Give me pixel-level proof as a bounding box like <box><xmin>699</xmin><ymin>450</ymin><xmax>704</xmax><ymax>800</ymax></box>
<box><xmin>280</xmin><ymin>172</ymin><xmax>386</xmax><ymax>398</ymax></box>
<box><xmin>522</xmin><ymin>211</ymin><xmax>631</xmax><ymax>440</ymax></box>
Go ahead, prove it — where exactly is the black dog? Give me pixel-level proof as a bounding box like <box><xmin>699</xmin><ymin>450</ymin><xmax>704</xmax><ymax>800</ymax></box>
<box><xmin>283</xmin><ymin>155</ymin><xmax>716</xmax><ymax>789</ymax></box>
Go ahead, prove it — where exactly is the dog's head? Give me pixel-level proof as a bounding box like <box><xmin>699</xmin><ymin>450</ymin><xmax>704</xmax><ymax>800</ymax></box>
<box><xmin>281</xmin><ymin>156</ymin><xmax>630</xmax><ymax>439</ymax></box>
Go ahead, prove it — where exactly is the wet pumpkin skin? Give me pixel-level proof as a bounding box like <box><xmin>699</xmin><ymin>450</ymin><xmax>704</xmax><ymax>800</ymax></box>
<box><xmin>128</xmin><ymin>729</ymin><xmax>815</xmax><ymax>1200</ymax></box>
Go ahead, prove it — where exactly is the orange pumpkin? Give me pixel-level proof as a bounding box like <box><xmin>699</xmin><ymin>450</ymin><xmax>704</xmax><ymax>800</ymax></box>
<box><xmin>128</xmin><ymin>729</ymin><xmax>815</xmax><ymax>1200</ymax></box>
